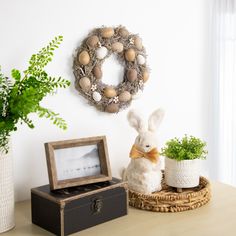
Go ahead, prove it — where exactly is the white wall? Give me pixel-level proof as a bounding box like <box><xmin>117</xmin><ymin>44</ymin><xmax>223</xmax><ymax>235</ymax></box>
<box><xmin>0</xmin><ymin>0</ymin><xmax>210</xmax><ymax>201</ymax></box>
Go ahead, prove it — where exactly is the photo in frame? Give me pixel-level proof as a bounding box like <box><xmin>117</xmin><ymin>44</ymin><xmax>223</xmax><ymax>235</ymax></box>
<box><xmin>45</xmin><ymin>136</ymin><xmax>112</xmax><ymax>190</ymax></box>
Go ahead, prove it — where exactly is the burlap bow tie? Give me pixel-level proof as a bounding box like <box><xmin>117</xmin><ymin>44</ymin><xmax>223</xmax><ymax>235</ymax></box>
<box><xmin>129</xmin><ymin>145</ymin><xmax>159</xmax><ymax>163</ymax></box>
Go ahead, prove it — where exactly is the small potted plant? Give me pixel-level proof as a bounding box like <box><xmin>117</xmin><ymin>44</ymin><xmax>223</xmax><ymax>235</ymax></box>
<box><xmin>161</xmin><ymin>135</ymin><xmax>207</xmax><ymax>190</ymax></box>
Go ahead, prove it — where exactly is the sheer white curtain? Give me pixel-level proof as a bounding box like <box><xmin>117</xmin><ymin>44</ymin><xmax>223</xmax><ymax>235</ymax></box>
<box><xmin>211</xmin><ymin>0</ymin><xmax>236</xmax><ymax>185</ymax></box>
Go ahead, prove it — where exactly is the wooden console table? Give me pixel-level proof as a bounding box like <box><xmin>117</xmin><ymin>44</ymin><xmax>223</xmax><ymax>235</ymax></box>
<box><xmin>3</xmin><ymin>182</ymin><xmax>236</xmax><ymax>236</ymax></box>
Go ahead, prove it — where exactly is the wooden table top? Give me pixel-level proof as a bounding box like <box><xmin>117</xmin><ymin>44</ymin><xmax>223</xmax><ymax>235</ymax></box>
<box><xmin>4</xmin><ymin>182</ymin><xmax>236</xmax><ymax>236</ymax></box>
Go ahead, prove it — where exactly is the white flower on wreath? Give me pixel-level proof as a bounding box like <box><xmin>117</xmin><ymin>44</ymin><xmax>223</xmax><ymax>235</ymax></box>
<box><xmin>91</xmin><ymin>84</ymin><xmax>97</xmax><ymax>92</ymax></box>
<box><xmin>139</xmin><ymin>80</ymin><xmax>144</xmax><ymax>87</ymax></box>
<box><xmin>129</xmin><ymin>38</ymin><xmax>135</xmax><ymax>45</ymax></box>
<box><xmin>112</xmin><ymin>96</ymin><xmax>119</xmax><ymax>103</ymax></box>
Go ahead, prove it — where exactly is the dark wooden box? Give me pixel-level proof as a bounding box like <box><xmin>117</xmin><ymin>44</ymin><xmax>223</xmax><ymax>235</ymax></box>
<box><xmin>31</xmin><ymin>178</ymin><xmax>128</xmax><ymax>236</ymax></box>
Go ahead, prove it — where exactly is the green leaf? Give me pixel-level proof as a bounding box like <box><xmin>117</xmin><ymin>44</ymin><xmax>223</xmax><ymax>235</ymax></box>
<box><xmin>11</xmin><ymin>69</ymin><xmax>21</xmax><ymax>81</ymax></box>
<box><xmin>36</xmin><ymin>106</ymin><xmax>67</xmax><ymax>130</ymax></box>
<box><xmin>25</xmin><ymin>35</ymin><xmax>65</xmax><ymax>76</ymax></box>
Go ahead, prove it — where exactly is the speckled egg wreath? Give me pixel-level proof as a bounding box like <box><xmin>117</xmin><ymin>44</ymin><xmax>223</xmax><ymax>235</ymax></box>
<box><xmin>73</xmin><ymin>26</ymin><xmax>149</xmax><ymax>113</ymax></box>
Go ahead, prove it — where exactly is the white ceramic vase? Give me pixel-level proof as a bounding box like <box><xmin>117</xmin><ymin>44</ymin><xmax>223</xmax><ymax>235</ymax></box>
<box><xmin>0</xmin><ymin>146</ymin><xmax>15</xmax><ymax>233</ymax></box>
<box><xmin>165</xmin><ymin>157</ymin><xmax>200</xmax><ymax>188</ymax></box>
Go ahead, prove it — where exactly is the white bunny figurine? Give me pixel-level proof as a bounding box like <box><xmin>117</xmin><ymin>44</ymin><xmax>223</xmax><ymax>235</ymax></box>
<box><xmin>124</xmin><ymin>108</ymin><xmax>164</xmax><ymax>194</ymax></box>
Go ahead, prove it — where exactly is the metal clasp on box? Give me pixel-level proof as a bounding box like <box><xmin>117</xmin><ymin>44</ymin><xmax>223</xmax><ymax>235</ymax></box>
<box><xmin>91</xmin><ymin>197</ymin><xmax>103</xmax><ymax>215</ymax></box>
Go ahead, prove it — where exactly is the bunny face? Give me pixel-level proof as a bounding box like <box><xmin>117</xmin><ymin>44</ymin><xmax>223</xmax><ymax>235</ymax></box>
<box><xmin>127</xmin><ymin>108</ymin><xmax>164</xmax><ymax>154</ymax></box>
<box><xmin>135</xmin><ymin>131</ymin><xmax>158</xmax><ymax>152</ymax></box>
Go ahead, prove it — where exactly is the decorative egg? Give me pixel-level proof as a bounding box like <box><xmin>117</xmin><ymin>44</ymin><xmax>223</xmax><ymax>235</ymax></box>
<box><xmin>96</xmin><ymin>46</ymin><xmax>108</xmax><ymax>59</ymax></box>
<box><xmin>125</xmin><ymin>49</ymin><xmax>136</xmax><ymax>62</ymax></box>
<box><xmin>105</xmin><ymin>103</ymin><xmax>119</xmax><ymax>113</ymax></box>
<box><xmin>86</xmin><ymin>35</ymin><xmax>99</xmax><ymax>48</ymax></box>
<box><xmin>127</xmin><ymin>69</ymin><xmax>137</xmax><ymax>82</ymax></box>
<box><xmin>78</xmin><ymin>51</ymin><xmax>90</xmax><ymax>65</ymax></box>
<box><xmin>134</xmin><ymin>37</ymin><xmax>143</xmax><ymax>50</ymax></box>
<box><xmin>93</xmin><ymin>65</ymin><xmax>102</xmax><ymax>79</ymax></box>
<box><xmin>79</xmin><ymin>77</ymin><xmax>91</xmax><ymax>92</ymax></box>
<box><xmin>101</xmin><ymin>27</ymin><xmax>114</xmax><ymax>38</ymax></box>
<box><xmin>111</xmin><ymin>42</ymin><xmax>124</xmax><ymax>53</ymax></box>
<box><xmin>137</xmin><ymin>55</ymin><xmax>146</xmax><ymax>65</ymax></box>
<box><xmin>118</xmin><ymin>91</ymin><xmax>131</xmax><ymax>102</ymax></box>
<box><xmin>92</xmin><ymin>91</ymin><xmax>102</xmax><ymax>102</ymax></box>
<box><xmin>104</xmin><ymin>87</ymin><xmax>117</xmax><ymax>98</ymax></box>
<box><xmin>143</xmin><ymin>70</ymin><xmax>149</xmax><ymax>82</ymax></box>
<box><xmin>119</xmin><ymin>27</ymin><xmax>129</xmax><ymax>37</ymax></box>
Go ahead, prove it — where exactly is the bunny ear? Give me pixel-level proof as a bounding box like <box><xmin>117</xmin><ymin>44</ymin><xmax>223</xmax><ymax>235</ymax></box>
<box><xmin>148</xmin><ymin>108</ymin><xmax>165</xmax><ymax>132</ymax></box>
<box><xmin>127</xmin><ymin>109</ymin><xmax>146</xmax><ymax>133</ymax></box>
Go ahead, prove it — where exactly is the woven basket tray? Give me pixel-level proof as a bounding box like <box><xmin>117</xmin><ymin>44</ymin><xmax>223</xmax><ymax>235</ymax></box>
<box><xmin>129</xmin><ymin>176</ymin><xmax>211</xmax><ymax>212</ymax></box>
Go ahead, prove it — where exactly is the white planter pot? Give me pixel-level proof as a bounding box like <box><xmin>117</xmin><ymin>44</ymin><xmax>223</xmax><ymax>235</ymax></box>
<box><xmin>0</xmin><ymin>146</ymin><xmax>15</xmax><ymax>233</ymax></box>
<box><xmin>165</xmin><ymin>157</ymin><xmax>200</xmax><ymax>188</ymax></box>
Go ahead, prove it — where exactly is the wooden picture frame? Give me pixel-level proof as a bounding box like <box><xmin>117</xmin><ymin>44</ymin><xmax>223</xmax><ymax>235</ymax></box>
<box><xmin>45</xmin><ymin>136</ymin><xmax>112</xmax><ymax>190</ymax></box>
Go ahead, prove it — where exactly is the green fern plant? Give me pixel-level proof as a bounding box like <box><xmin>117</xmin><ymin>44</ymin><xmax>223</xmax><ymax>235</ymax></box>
<box><xmin>0</xmin><ymin>36</ymin><xmax>70</xmax><ymax>153</ymax></box>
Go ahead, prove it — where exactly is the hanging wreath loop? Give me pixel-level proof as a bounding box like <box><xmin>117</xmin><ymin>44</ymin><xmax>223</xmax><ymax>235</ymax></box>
<box><xmin>73</xmin><ymin>26</ymin><xmax>149</xmax><ymax>113</ymax></box>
